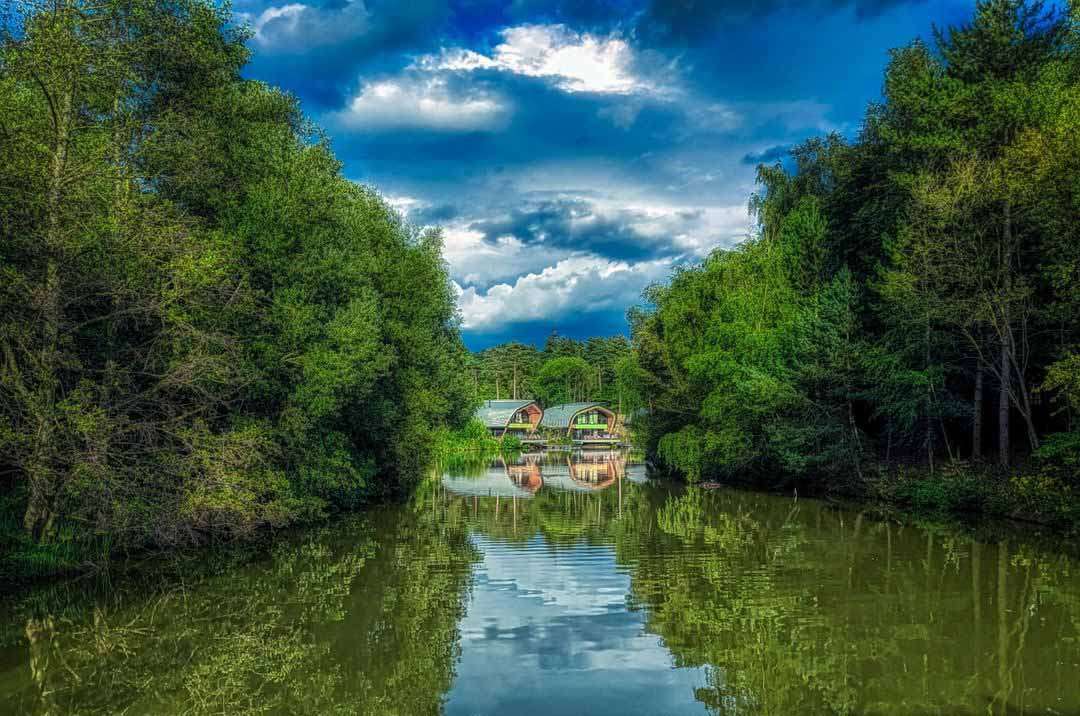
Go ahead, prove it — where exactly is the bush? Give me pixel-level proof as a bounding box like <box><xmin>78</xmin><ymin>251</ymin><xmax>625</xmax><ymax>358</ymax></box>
<box><xmin>433</xmin><ymin>419</ymin><xmax>500</xmax><ymax>460</ymax></box>
<box><xmin>898</xmin><ymin>473</ymin><xmax>986</xmax><ymax>514</ymax></box>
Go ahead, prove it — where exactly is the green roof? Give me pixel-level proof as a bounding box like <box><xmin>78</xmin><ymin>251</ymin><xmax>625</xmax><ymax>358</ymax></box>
<box><xmin>475</xmin><ymin>400</ymin><xmax>539</xmax><ymax>429</ymax></box>
<box><xmin>540</xmin><ymin>402</ymin><xmax>612</xmax><ymax>429</ymax></box>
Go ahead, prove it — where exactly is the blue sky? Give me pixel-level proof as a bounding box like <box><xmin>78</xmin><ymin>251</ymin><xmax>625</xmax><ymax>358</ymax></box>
<box><xmin>234</xmin><ymin>0</ymin><xmax>972</xmax><ymax>349</ymax></box>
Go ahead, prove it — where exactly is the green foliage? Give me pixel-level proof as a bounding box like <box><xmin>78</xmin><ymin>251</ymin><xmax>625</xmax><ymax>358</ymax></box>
<box><xmin>894</xmin><ymin>470</ymin><xmax>989</xmax><ymax>514</ymax></box>
<box><xmin>465</xmin><ymin>334</ymin><xmax>635</xmax><ymax>411</ymax></box>
<box><xmin>533</xmin><ymin>356</ymin><xmax>592</xmax><ymax>405</ymax></box>
<box><xmin>0</xmin><ymin>0</ymin><xmax>469</xmax><ymax>575</ymax></box>
<box><xmin>1034</xmin><ymin>430</ymin><xmax>1080</xmax><ymax>470</ymax></box>
<box><xmin>432</xmin><ymin>418</ymin><xmax>500</xmax><ymax>459</ymax></box>
<box><xmin>629</xmin><ymin>0</ymin><xmax>1080</xmax><ymax>512</ymax></box>
<box><xmin>1037</xmin><ymin>353</ymin><xmax>1080</xmax><ymax>470</ymax></box>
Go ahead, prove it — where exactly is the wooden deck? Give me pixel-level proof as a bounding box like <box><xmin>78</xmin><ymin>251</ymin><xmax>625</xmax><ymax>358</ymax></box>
<box><xmin>516</xmin><ymin>437</ymin><xmax>624</xmax><ymax>449</ymax></box>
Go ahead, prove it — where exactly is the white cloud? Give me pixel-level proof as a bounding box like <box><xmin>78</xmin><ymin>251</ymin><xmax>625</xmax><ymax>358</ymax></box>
<box><xmin>441</xmin><ymin>225</ymin><xmax>578</xmax><ymax>287</ymax></box>
<box><xmin>247</xmin><ymin>0</ymin><xmax>370</xmax><ymax>50</ymax></box>
<box><xmin>250</xmin><ymin>3</ymin><xmax>307</xmax><ymax>41</ymax></box>
<box><xmin>456</xmin><ymin>256</ymin><xmax>672</xmax><ymax>330</ymax></box>
<box><xmin>333</xmin><ymin>78</ymin><xmax>510</xmax><ymax>132</ymax></box>
<box><xmin>382</xmin><ymin>193</ymin><xmax>427</xmax><ymax>215</ymax></box>
<box><xmin>417</xmin><ymin>191</ymin><xmax>751</xmax><ymax>291</ymax></box>
<box><xmin>588</xmin><ymin>199</ymin><xmax>752</xmax><ymax>255</ymax></box>
<box><xmin>415</xmin><ymin>24</ymin><xmax>648</xmax><ymax>95</ymax></box>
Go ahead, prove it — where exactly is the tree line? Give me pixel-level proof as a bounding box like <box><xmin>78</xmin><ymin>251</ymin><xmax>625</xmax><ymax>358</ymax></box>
<box><xmin>465</xmin><ymin>333</ymin><xmax>641</xmax><ymax>411</ymax></box>
<box><xmin>630</xmin><ymin>1</ymin><xmax>1080</xmax><ymax>500</ymax></box>
<box><xmin>0</xmin><ymin>0</ymin><xmax>471</xmax><ymax>572</ymax></box>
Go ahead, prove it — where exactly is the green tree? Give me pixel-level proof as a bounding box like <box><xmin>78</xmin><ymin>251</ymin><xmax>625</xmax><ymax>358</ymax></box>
<box><xmin>534</xmin><ymin>356</ymin><xmax>592</xmax><ymax>406</ymax></box>
<box><xmin>0</xmin><ymin>0</ymin><xmax>470</xmax><ymax>571</ymax></box>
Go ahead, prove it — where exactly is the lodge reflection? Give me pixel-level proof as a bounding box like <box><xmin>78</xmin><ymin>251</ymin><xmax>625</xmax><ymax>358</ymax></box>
<box><xmin>441</xmin><ymin>449</ymin><xmax>645</xmax><ymax>498</ymax></box>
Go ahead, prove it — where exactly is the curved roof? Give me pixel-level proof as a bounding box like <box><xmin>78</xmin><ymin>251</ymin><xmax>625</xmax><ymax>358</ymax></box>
<box><xmin>540</xmin><ymin>402</ymin><xmax>613</xmax><ymax>429</ymax></box>
<box><xmin>475</xmin><ymin>399</ymin><xmax>539</xmax><ymax>429</ymax></box>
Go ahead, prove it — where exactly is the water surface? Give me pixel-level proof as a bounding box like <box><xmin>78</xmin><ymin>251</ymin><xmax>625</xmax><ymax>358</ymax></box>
<box><xmin>2</xmin><ymin>450</ymin><xmax>1079</xmax><ymax>715</ymax></box>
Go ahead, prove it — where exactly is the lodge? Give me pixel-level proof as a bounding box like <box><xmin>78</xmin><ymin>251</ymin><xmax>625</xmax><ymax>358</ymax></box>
<box><xmin>475</xmin><ymin>399</ymin><xmax>543</xmax><ymax>438</ymax></box>
<box><xmin>540</xmin><ymin>402</ymin><xmax>619</xmax><ymax>445</ymax></box>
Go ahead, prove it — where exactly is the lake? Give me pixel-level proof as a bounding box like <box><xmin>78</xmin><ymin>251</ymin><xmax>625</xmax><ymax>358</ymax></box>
<box><xmin>1</xmin><ymin>449</ymin><xmax>1078</xmax><ymax>714</ymax></box>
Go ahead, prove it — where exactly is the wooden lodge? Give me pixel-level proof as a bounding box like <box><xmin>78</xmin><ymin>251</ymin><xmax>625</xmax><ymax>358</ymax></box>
<box><xmin>540</xmin><ymin>402</ymin><xmax>619</xmax><ymax>445</ymax></box>
<box><xmin>475</xmin><ymin>399</ymin><xmax>543</xmax><ymax>438</ymax></box>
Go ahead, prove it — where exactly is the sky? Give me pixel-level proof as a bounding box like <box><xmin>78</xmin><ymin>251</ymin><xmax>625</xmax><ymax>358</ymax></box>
<box><xmin>233</xmin><ymin>0</ymin><xmax>973</xmax><ymax>349</ymax></box>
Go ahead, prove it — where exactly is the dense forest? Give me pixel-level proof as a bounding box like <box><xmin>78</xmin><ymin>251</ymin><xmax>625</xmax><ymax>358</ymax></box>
<box><xmin>631</xmin><ymin>0</ymin><xmax>1080</xmax><ymax>522</ymax></box>
<box><xmin>0</xmin><ymin>0</ymin><xmax>471</xmax><ymax>575</ymax></box>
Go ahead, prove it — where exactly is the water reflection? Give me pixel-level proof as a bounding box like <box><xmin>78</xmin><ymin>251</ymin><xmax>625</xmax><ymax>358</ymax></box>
<box><xmin>441</xmin><ymin>449</ymin><xmax>646</xmax><ymax>499</ymax></box>
<box><xmin>0</xmin><ymin>504</ymin><xmax>478</xmax><ymax>715</ymax></box>
<box><xmin>436</xmin><ymin>454</ymin><xmax>1080</xmax><ymax>715</ymax></box>
<box><xmin>1</xmin><ymin>452</ymin><xmax>1079</xmax><ymax>715</ymax></box>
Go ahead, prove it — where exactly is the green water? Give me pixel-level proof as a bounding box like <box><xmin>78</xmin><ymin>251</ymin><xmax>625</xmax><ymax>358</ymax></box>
<box><xmin>1</xmin><ymin>450</ymin><xmax>1079</xmax><ymax>715</ymax></box>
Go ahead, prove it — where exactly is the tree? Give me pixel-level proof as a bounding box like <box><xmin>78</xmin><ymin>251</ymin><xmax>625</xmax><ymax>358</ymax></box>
<box><xmin>0</xmin><ymin>0</ymin><xmax>470</xmax><ymax>563</ymax></box>
<box><xmin>629</xmin><ymin>0</ymin><xmax>1080</xmax><ymax>485</ymax></box>
<box><xmin>534</xmin><ymin>357</ymin><xmax>592</xmax><ymax>406</ymax></box>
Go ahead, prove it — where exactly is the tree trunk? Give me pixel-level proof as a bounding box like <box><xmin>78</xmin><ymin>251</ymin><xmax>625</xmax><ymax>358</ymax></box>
<box><xmin>999</xmin><ymin>339</ymin><xmax>1010</xmax><ymax>467</ymax></box>
<box><xmin>1012</xmin><ymin>357</ymin><xmax>1040</xmax><ymax>452</ymax></box>
<box><xmin>925</xmin><ymin>316</ymin><xmax>935</xmax><ymax>473</ymax></box>
<box><xmin>998</xmin><ymin>200</ymin><xmax>1012</xmax><ymax>468</ymax></box>
<box><xmin>973</xmin><ymin>364</ymin><xmax>983</xmax><ymax>460</ymax></box>
<box><xmin>24</xmin><ymin>76</ymin><xmax>73</xmax><ymax>540</ymax></box>
<box><xmin>847</xmin><ymin>397</ymin><xmax>863</xmax><ymax>481</ymax></box>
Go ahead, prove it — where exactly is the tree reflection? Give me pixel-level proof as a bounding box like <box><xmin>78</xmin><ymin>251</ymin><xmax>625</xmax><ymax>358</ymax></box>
<box><xmin>446</xmin><ymin>465</ymin><xmax>1080</xmax><ymax>715</ymax></box>
<box><xmin>627</xmin><ymin>488</ymin><xmax>1080</xmax><ymax>715</ymax></box>
<box><xmin>4</xmin><ymin>464</ymin><xmax>1080</xmax><ymax>715</ymax></box>
<box><xmin>0</xmin><ymin>503</ymin><xmax>477</xmax><ymax>715</ymax></box>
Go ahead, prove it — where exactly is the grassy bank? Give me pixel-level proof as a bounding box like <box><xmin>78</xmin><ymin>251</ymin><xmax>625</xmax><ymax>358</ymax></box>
<box><xmin>432</xmin><ymin>419</ymin><xmax>524</xmax><ymax>462</ymax></box>
<box><xmin>0</xmin><ymin>487</ymin><xmax>112</xmax><ymax>585</ymax></box>
<box><xmin>860</xmin><ymin>462</ymin><xmax>1080</xmax><ymax>531</ymax></box>
<box><xmin>691</xmin><ymin>460</ymin><xmax>1080</xmax><ymax>534</ymax></box>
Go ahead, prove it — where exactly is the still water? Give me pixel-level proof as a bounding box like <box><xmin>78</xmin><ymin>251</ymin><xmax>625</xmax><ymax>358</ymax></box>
<box><xmin>1</xmin><ymin>449</ymin><xmax>1079</xmax><ymax>715</ymax></box>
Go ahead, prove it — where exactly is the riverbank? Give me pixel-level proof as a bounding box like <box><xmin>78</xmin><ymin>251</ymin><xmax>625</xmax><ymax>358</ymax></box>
<box><xmin>695</xmin><ymin>460</ymin><xmax>1080</xmax><ymax>535</ymax></box>
<box><xmin>860</xmin><ymin>462</ymin><xmax>1080</xmax><ymax>531</ymax></box>
<box><xmin>7</xmin><ymin>445</ymin><xmax>1076</xmax><ymax>592</ymax></box>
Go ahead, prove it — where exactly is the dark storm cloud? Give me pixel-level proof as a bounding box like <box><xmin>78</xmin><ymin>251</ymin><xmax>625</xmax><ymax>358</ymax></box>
<box><xmin>446</xmin><ymin>0</ymin><xmax>636</xmax><ymax>36</ymax></box>
<box><xmin>635</xmin><ymin>0</ymin><xmax>927</xmax><ymax>45</ymax></box>
<box><xmin>466</xmin><ymin>198</ymin><xmax>677</xmax><ymax>263</ymax></box>
<box><xmin>245</xmin><ymin>0</ymin><xmax>451</xmax><ymax>108</ymax></box>
<box><xmin>412</xmin><ymin>203</ymin><xmax>460</xmax><ymax>224</ymax></box>
<box><xmin>464</xmin><ymin>310</ymin><xmax>632</xmax><ymax>350</ymax></box>
<box><xmin>504</xmin><ymin>0</ymin><xmax>636</xmax><ymax>27</ymax></box>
